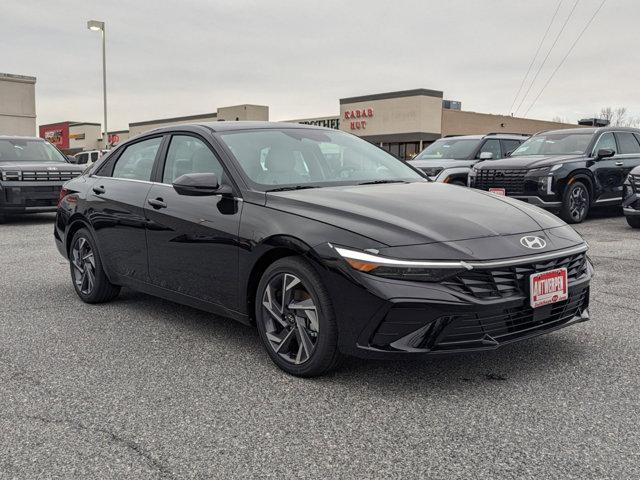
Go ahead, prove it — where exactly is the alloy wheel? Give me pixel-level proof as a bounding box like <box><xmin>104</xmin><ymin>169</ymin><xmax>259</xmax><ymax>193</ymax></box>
<box><xmin>569</xmin><ymin>185</ymin><xmax>588</xmax><ymax>221</ymax></box>
<box><xmin>261</xmin><ymin>273</ymin><xmax>319</xmax><ymax>364</ymax></box>
<box><xmin>71</xmin><ymin>237</ymin><xmax>96</xmax><ymax>295</ymax></box>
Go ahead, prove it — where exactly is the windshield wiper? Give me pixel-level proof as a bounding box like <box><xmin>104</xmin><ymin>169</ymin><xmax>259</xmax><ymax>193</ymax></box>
<box><xmin>357</xmin><ymin>179</ymin><xmax>408</xmax><ymax>185</ymax></box>
<box><xmin>266</xmin><ymin>185</ymin><xmax>320</xmax><ymax>192</ymax></box>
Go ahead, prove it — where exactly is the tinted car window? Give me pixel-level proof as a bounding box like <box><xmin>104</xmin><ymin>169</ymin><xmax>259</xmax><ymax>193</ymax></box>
<box><xmin>501</xmin><ymin>139</ymin><xmax>522</xmax><ymax>155</ymax></box>
<box><xmin>593</xmin><ymin>132</ymin><xmax>617</xmax><ymax>154</ymax></box>
<box><xmin>111</xmin><ymin>137</ymin><xmax>162</xmax><ymax>181</ymax></box>
<box><xmin>415</xmin><ymin>139</ymin><xmax>478</xmax><ymax>160</ymax></box>
<box><xmin>162</xmin><ymin>135</ymin><xmax>225</xmax><ymax>184</ymax></box>
<box><xmin>478</xmin><ymin>139</ymin><xmax>501</xmax><ymax>159</ymax></box>
<box><xmin>76</xmin><ymin>153</ymin><xmax>88</xmax><ymax>164</ymax></box>
<box><xmin>91</xmin><ymin>152</ymin><xmax>99</xmax><ymax>162</ymax></box>
<box><xmin>615</xmin><ymin>132</ymin><xmax>640</xmax><ymax>154</ymax></box>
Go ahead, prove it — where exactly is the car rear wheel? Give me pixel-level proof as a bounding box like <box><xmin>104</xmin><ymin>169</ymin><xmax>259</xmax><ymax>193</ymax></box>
<box><xmin>255</xmin><ymin>257</ymin><xmax>341</xmax><ymax>377</ymax></box>
<box><xmin>69</xmin><ymin>228</ymin><xmax>120</xmax><ymax>303</ymax></box>
<box><xmin>627</xmin><ymin>215</ymin><xmax>640</xmax><ymax>228</ymax></box>
<box><xmin>560</xmin><ymin>181</ymin><xmax>590</xmax><ymax>224</ymax></box>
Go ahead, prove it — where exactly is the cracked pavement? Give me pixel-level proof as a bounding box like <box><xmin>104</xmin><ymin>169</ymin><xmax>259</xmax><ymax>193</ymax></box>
<box><xmin>0</xmin><ymin>211</ymin><xmax>638</xmax><ymax>479</ymax></box>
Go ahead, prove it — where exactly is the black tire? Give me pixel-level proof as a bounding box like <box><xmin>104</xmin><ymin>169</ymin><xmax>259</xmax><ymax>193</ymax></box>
<box><xmin>560</xmin><ymin>181</ymin><xmax>590</xmax><ymax>224</ymax></box>
<box><xmin>627</xmin><ymin>215</ymin><xmax>640</xmax><ymax>228</ymax></box>
<box><xmin>255</xmin><ymin>256</ymin><xmax>341</xmax><ymax>377</ymax></box>
<box><xmin>69</xmin><ymin>228</ymin><xmax>120</xmax><ymax>303</ymax></box>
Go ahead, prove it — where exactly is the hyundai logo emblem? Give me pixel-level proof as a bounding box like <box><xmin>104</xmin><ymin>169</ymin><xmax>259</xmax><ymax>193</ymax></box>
<box><xmin>520</xmin><ymin>236</ymin><xmax>547</xmax><ymax>250</ymax></box>
<box><xmin>46</xmin><ymin>166</ymin><xmax>58</xmax><ymax>171</ymax></box>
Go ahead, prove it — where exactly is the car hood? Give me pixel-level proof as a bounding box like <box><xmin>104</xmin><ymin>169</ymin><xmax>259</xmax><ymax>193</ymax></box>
<box><xmin>476</xmin><ymin>154</ymin><xmax>584</xmax><ymax>170</ymax></box>
<box><xmin>409</xmin><ymin>158</ymin><xmax>476</xmax><ymax>170</ymax></box>
<box><xmin>0</xmin><ymin>161</ymin><xmax>77</xmax><ymax>171</ymax></box>
<box><xmin>265</xmin><ymin>182</ymin><xmax>567</xmax><ymax>247</ymax></box>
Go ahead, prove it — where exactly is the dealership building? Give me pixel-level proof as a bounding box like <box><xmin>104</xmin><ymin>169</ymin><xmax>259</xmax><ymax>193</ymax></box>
<box><xmin>40</xmin><ymin>87</ymin><xmax>579</xmax><ymax>159</ymax></box>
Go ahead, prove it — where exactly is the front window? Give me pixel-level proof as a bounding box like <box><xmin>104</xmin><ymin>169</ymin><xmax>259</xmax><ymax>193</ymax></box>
<box><xmin>414</xmin><ymin>139</ymin><xmax>479</xmax><ymax>160</ymax></box>
<box><xmin>512</xmin><ymin>132</ymin><xmax>592</xmax><ymax>156</ymax></box>
<box><xmin>218</xmin><ymin>128</ymin><xmax>423</xmax><ymax>190</ymax></box>
<box><xmin>0</xmin><ymin>139</ymin><xmax>68</xmax><ymax>163</ymax></box>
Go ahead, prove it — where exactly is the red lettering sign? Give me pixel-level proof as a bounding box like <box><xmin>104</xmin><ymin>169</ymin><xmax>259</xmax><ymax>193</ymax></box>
<box><xmin>345</xmin><ymin>108</ymin><xmax>374</xmax><ymax>130</ymax></box>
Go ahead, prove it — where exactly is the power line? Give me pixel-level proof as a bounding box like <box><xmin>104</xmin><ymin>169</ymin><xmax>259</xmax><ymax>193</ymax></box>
<box><xmin>513</xmin><ymin>0</ymin><xmax>580</xmax><ymax>116</ymax></box>
<box><xmin>524</xmin><ymin>0</ymin><xmax>607</xmax><ymax>116</ymax></box>
<box><xmin>508</xmin><ymin>0</ymin><xmax>563</xmax><ymax>115</ymax></box>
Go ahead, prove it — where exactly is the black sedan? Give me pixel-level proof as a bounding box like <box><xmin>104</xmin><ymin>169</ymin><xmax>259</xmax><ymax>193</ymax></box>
<box><xmin>55</xmin><ymin>122</ymin><xmax>593</xmax><ymax>376</ymax></box>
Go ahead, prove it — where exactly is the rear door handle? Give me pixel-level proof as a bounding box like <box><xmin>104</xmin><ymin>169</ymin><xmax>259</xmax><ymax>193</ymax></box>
<box><xmin>148</xmin><ymin>197</ymin><xmax>167</xmax><ymax>209</ymax></box>
<box><xmin>615</xmin><ymin>161</ymin><xmax>624</xmax><ymax>166</ymax></box>
<box><xmin>92</xmin><ymin>185</ymin><xmax>105</xmax><ymax>195</ymax></box>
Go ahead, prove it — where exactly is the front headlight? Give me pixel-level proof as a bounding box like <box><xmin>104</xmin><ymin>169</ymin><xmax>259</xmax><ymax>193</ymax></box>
<box><xmin>527</xmin><ymin>164</ymin><xmax>563</xmax><ymax>175</ymax></box>
<box><xmin>333</xmin><ymin>246</ymin><xmax>472</xmax><ymax>282</ymax></box>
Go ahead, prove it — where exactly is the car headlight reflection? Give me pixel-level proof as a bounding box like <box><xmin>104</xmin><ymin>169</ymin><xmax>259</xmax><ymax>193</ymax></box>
<box><xmin>333</xmin><ymin>246</ymin><xmax>472</xmax><ymax>282</ymax></box>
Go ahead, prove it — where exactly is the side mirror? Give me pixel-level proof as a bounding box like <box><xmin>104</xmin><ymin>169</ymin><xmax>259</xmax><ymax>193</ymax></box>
<box><xmin>596</xmin><ymin>148</ymin><xmax>615</xmax><ymax>160</ymax></box>
<box><xmin>478</xmin><ymin>151</ymin><xmax>493</xmax><ymax>160</ymax></box>
<box><xmin>505</xmin><ymin>150</ymin><xmax>513</xmax><ymax>157</ymax></box>
<box><xmin>172</xmin><ymin>172</ymin><xmax>232</xmax><ymax>196</ymax></box>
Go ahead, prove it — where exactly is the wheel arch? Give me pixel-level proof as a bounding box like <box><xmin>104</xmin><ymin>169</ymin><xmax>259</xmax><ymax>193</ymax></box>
<box><xmin>244</xmin><ymin>235</ymin><xmax>315</xmax><ymax>325</ymax></box>
<box><xmin>65</xmin><ymin>215</ymin><xmax>94</xmax><ymax>256</ymax></box>
<box><xmin>564</xmin><ymin>171</ymin><xmax>595</xmax><ymax>203</ymax></box>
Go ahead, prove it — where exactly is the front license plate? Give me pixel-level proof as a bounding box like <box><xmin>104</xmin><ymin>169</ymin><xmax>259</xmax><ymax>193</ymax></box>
<box><xmin>489</xmin><ymin>188</ymin><xmax>506</xmax><ymax>196</ymax></box>
<box><xmin>530</xmin><ymin>268</ymin><xmax>568</xmax><ymax>309</ymax></box>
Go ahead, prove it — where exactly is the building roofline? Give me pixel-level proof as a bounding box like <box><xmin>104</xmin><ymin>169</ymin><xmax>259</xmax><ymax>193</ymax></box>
<box><xmin>0</xmin><ymin>72</ymin><xmax>36</xmax><ymax>84</ymax></box>
<box><xmin>129</xmin><ymin>112</ymin><xmax>218</xmax><ymax>127</ymax></box>
<box><xmin>340</xmin><ymin>88</ymin><xmax>444</xmax><ymax>104</ymax></box>
<box><xmin>70</xmin><ymin>122</ymin><xmax>101</xmax><ymax>127</ymax></box>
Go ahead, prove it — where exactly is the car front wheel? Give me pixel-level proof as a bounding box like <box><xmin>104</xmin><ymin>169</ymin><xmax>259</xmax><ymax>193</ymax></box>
<box><xmin>627</xmin><ymin>215</ymin><xmax>640</xmax><ymax>228</ymax></box>
<box><xmin>560</xmin><ymin>181</ymin><xmax>590</xmax><ymax>224</ymax></box>
<box><xmin>255</xmin><ymin>257</ymin><xmax>341</xmax><ymax>377</ymax></box>
<box><xmin>69</xmin><ymin>228</ymin><xmax>120</xmax><ymax>303</ymax></box>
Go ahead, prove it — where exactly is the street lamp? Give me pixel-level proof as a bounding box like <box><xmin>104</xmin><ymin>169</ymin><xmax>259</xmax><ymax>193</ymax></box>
<box><xmin>87</xmin><ymin>20</ymin><xmax>108</xmax><ymax>147</ymax></box>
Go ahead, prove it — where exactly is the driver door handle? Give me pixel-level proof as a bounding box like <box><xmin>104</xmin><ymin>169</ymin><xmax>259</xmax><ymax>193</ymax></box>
<box><xmin>92</xmin><ymin>185</ymin><xmax>105</xmax><ymax>195</ymax></box>
<box><xmin>615</xmin><ymin>161</ymin><xmax>624</xmax><ymax>166</ymax></box>
<box><xmin>148</xmin><ymin>197</ymin><xmax>167</xmax><ymax>209</ymax></box>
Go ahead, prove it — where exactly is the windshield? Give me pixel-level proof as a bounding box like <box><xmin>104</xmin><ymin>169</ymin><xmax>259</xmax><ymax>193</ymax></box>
<box><xmin>218</xmin><ymin>128</ymin><xmax>424</xmax><ymax>190</ymax></box>
<box><xmin>512</xmin><ymin>132</ymin><xmax>592</xmax><ymax>156</ymax></box>
<box><xmin>414</xmin><ymin>139</ymin><xmax>478</xmax><ymax>160</ymax></box>
<box><xmin>0</xmin><ymin>139</ymin><xmax>68</xmax><ymax>163</ymax></box>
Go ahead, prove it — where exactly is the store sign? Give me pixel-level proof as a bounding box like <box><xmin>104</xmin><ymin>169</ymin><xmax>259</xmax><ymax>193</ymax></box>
<box><xmin>69</xmin><ymin>133</ymin><xmax>86</xmax><ymax>140</ymax></box>
<box><xmin>344</xmin><ymin>108</ymin><xmax>374</xmax><ymax>130</ymax></box>
<box><xmin>39</xmin><ymin>123</ymin><xmax>70</xmax><ymax>149</ymax></box>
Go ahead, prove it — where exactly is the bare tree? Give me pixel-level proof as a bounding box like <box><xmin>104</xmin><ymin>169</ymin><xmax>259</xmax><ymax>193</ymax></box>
<box><xmin>598</xmin><ymin>106</ymin><xmax>640</xmax><ymax>127</ymax></box>
<box><xmin>552</xmin><ymin>115</ymin><xmax>568</xmax><ymax>123</ymax></box>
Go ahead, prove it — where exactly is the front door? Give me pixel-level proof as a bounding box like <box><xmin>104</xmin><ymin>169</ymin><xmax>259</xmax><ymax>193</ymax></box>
<box><xmin>144</xmin><ymin>134</ymin><xmax>242</xmax><ymax>309</ymax></box>
<box><xmin>592</xmin><ymin>132</ymin><xmax>625</xmax><ymax>202</ymax></box>
<box><xmin>87</xmin><ymin>136</ymin><xmax>164</xmax><ymax>282</ymax></box>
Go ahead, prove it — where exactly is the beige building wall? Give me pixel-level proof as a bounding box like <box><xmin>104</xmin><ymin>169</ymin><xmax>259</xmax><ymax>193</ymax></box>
<box><xmin>340</xmin><ymin>94</ymin><xmax>442</xmax><ymax>138</ymax></box>
<box><xmin>0</xmin><ymin>73</ymin><xmax>36</xmax><ymax>136</ymax></box>
<box><xmin>217</xmin><ymin>104</ymin><xmax>268</xmax><ymax>121</ymax></box>
<box><xmin>128</xmin><ymin>113</ymin><xmax>218</xmax><ymax>137</ymax></box>
<box><xmin>69</xmin><ymin>123</ymin><xmax>101</xmax><ymax>150</ymax></box>
<box><xmin>442</xmin><ymin>109</ymin><xmax>580</xmax><ymax>136</ymax></box>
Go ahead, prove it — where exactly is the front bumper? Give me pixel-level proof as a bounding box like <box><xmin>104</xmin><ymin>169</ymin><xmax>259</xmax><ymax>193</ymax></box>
<box><xmin>312</xmin><ymin>245</ymin><xmax>592</xmax><ymax>359</ymax></box>
<box><xmin>622</xmin><ymin>191</ymin><xmax>640</xmax><ymax>216</ymax></box>
<box><xmin>0</xmin><ymin>180</ymin><xmax>64</xmax><ymax>214</ymax></box>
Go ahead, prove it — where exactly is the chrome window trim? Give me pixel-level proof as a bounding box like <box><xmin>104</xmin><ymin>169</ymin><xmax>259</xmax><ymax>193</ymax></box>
<box><xmin>333</xmin><ymin>243</ymin><xmax>588</xmax><ymax>271</ymax></box>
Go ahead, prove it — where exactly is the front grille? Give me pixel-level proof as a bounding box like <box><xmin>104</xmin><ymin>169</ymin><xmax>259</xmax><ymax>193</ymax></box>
<box><xmin>20</xmin><ymin>170</ymin><xmax>82</xmax><ymax>181</ymax></box>
<box><xmin>442</xmin><ymin>252</ymin><xmax>588</xmax><ymax>299</ymax></box>
<box><xmin>420</xmin><ymin>167</ymin><xmax>443</xmax><ymax>177</ymax></box>
<box><xmin>474</xmin><ymin>169</ymin><xmax>526</xmax><ymax>194</ymax></box>
<box><xmin>435</xmin><ymin>287</ymin><xmax>589</xmax><ymax>350</ymax></box>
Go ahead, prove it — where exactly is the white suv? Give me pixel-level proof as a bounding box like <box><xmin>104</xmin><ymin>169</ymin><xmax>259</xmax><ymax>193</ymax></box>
<box><xmin>73</xmin><ymin>149</ymin><xmax>109</xmax><ymax>166</ymax></box>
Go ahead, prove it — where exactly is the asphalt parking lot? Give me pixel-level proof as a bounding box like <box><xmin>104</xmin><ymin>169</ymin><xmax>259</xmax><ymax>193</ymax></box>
<box><xmin>0</xmin><ymin>211</ymin><xmax>638</xmax><ymax>479</ymax></box>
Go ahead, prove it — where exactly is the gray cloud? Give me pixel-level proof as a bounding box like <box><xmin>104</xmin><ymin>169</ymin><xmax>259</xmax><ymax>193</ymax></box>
<box><xmin>2</xmin><ymin>0</ymin><xmax>638</xmax><ymax>130</ymax></box>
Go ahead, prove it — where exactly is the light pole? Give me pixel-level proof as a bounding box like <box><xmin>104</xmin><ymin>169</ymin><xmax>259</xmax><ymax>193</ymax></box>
<box><xmin>87</xmin><ymin>20</ymin><xmax>108</xmax><ymax>148</ymax></box>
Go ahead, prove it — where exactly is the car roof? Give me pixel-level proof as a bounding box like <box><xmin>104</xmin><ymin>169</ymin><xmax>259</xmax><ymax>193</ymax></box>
<box><xmin>147</xmin><ymin>121</ymin><xmax>327</xmax><ymax>135</ymax></box>
<box><xmin>0</xmin><ymin>135</ymin><xmax>45</xmax><ymax>141</ymax></box>
<box><xmin>439</xmin><ymin>133</ymin><xmax>529</xmax><ymax>141</ymax></box>
<box><xmin>539</xmin><ymin>126</ymin><xmax>640</xmax><ymax>136</ymax></box>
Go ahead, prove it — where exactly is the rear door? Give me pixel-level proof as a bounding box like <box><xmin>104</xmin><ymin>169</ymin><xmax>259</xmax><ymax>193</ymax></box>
<box><xmin>144</xmin><ymin>133</ymin><xmax>242</xmax><ymax>308</ymax></box>
<box><xmin>87</xmin><ymin>136</ymin><xmax>164</xmax><ymax>282</ymax></box>
<box><xmin>614</xmin><ymin>132</ymin><xmax>640</xmax><ymax>182</ymax></box>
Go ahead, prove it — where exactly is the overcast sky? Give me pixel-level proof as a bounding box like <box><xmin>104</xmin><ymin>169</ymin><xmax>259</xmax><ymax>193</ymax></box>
<box><xmin>2</xmin><ymin>0</ymin><xmax>638</xmax><ymax>130</ymax></box>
